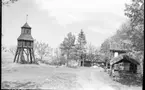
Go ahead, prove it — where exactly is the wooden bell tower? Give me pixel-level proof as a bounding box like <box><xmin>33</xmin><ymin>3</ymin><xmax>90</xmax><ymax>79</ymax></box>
<box><xmin>13</xmin><ymin>21</ymin><xmax>35</xmax><ymax>64</ymax></box>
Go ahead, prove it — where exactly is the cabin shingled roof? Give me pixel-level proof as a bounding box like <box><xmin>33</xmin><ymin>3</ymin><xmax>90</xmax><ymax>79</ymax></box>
<box><xmin>110</xmin><ymin>54</ymin><xmax>140</xmax><ymax>65</ymax></box>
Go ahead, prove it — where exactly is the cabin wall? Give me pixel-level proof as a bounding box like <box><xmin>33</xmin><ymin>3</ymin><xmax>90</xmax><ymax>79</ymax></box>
<box><xmin>21</xmin><ymin>28</ymin><xmax>31</xmax><ymax>35</ymax></box>
<box><xmin>137</xmin><ymin>65</ymin><xmax>141</xmax><ymax>74</ymax></box>
<box><xmin>112</xmin><ymin>61</ymin><xmax>138</xmax><ymax>74</ymax></box>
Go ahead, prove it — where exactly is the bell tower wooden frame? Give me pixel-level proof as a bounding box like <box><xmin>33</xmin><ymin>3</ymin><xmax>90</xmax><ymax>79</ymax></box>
<box><xmin>13</xmin><ymin>22</ymin><xmax>35</xmax><ymax>64</ymax></box>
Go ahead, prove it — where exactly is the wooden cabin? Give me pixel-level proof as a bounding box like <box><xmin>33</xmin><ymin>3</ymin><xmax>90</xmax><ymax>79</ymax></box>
<box><xmin>110</xmin><ymin>54</ymin><xmax>140</xmax><ymax>74</ymax></box>
<box><xmin>110</xmin><ymin>54</ymin><xmax>141</xmax><ymax>81</ymax></box>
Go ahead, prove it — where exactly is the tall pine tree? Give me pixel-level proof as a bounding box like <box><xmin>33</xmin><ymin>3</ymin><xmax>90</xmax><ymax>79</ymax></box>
<box><xmin>76</xmin><ymin>29</ymin><xmax>87</xmax><ymax>66</ymax></box>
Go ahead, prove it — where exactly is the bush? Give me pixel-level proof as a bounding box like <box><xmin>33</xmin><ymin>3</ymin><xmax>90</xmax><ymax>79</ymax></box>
<box><xmin>19</xmin><ymin>59</ymin><xmax>39</xmax><ymax>65</ymax></box>
<box><xmin>67</xmin><ymin>60</ymin><xmax>79</xmax><ymax>68</ymax></box>
<box><xmin>35</xmin><ymin>58</ymin><xmax>50</xmax><ymax>65</ymax></box>
<box><xmin>48</xmin><ymin>56</ymin><xmax>67</xmax><ymax>66</ymax></box>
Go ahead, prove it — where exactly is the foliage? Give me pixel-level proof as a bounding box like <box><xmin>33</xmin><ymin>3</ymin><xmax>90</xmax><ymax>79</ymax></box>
<box><xmin>125</xmin><ymin>0</ymin><xmax>144</xmax><ymax>26</ymax></box>
<box><xmin>59</xmin><ymin>30</ymin><xmax>88</xmax><ymax>67</ymax></box>
<box><xmin>51</xmin><ymin>56</ymin><xmax>66</xmax><ymax>66</ymax></box>
<box><xmin>67</xmin><ymin>60</ymin><xmax>79</xmax><ymax>68</ymax></box>
<box><xmin>116</xmin><ymin>21</ymin><xmax>144</xmax><ymax>51</ymax></box>
<box><xmin>77</xmin><ymin>30</ymin><xmax>87</xmax><ymax>53</ymax></box>
<box><xmin>53</xmin><ymin>48</ymin><xmax>67</xmax><ymax>66</ymax></box>
<box><xmin>76</xmin><ymin>30</ymin><xmax>87</xmax><ymax>66</ymax></box>
<box><xmin>9</xmin><ymin>46</ymin><xmax>17</xmax><ymax>55</ymax></box>
<box><xmin>1</xmin><ymin>45</ymin><xmax>7</xmax><ymax>52</ymax></box>
<box><xmin>2</xmin><ymin>0</ymin><xmax>19</xmax><ymax>6</ymax></box>
<box><xmin>124</xmin><ymin>0</ymin><xmax>144</xmax><ymax>51</ymax></box>
<box><xmin>77</xmin><ymin>29</ymin><xmax>87</xmax><ymax>47</ymax></box>
<box><xmin>94</xmin><ymin>50</ymin><xmax>105</xmax><ymax>62</ymax></box>
<box><xmin>34</xmin><ymin>40</ymin><xmax>52</xmax><ymax>60</ymax></box>
<box><xmin>86</xmin><ymin>43</ymin><xmax>96</xmax><ymax>62</ymax></box>
<box><xmin>100</xmin><ymin>38</ymin><xmax>112</xmax><ymax>62</ymax></box>
<box><xmin>110</xmin><ymin>23</ymin><xmax>133</xmax><ymax>51</ymax></box>
<box><xmin>60</xmin><ymin>32</ymin><xmax>76</xmax><ymax>66</ymax></box>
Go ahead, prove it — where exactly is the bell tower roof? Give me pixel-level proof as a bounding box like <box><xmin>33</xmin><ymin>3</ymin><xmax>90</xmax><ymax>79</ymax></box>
<box><xmin>17</xmin><ymin>34</ymin><xmax>34</xmax><ymax>41</ymax></box>
<box><xmin>21</xmin><ymin>22</ymin><xmax>31</xmax><ymax>29</ymax></box>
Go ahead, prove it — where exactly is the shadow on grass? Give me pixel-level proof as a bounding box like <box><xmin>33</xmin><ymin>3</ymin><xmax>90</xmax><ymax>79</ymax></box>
<box><xmin>117</xmin><ymin>74</ymin><xmax>142</xmax><ymax>87</ymax></box>
<box><xmin>1</xmin><ymin>81</ymin><xmax>41</xmax><ymax>89</ymax></box>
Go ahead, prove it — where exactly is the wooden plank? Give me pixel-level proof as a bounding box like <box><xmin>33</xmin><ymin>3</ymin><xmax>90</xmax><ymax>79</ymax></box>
<box><xmin>32</xmin><ymin>49</ymin><xmax>35</xmax><ymax>63</ymax></box>
<box><xmin>16</xmin><ymin>49</ymin><xmax>21</xmax><ymax>63</ymax></box>
<box><xmin>29</xmin><ymin>49</ymin><xmax>32</xmax><ymax>63</ymax></box>
<box><xmin>13</xmin><ymin>48</ymin><xmax>18</xmax><ymax>62</ymax></box>
<box><xmin>24</xmin><ymin>48</ymin><xmax>30</xmax><ymax>63</ymax></box>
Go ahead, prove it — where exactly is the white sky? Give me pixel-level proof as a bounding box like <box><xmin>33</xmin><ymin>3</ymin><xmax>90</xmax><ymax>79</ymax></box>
<box><xmin>2</xmin><ymin>0</ymin><xmax>131</xmax><ymax>49</ymax></box>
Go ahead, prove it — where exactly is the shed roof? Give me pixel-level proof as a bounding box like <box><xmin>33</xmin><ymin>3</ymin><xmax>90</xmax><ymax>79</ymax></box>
<box><xmin>109</xmin><ymin>49</ymin><xmax>129</xmax><ymax>53</ymax></box>
<box><xmin>109</xmin><ymin>41</ymin><xmax>130</xmax><ymax>52</ymax></box>
<box><xmin>21</xmin><ymin>22</ymin><xmax>31</xmax><ymax>29</ymax></box>
<box><xmin>17</xmin><ymin>34</ymin><xmax>34</xmax><ymax>41</ymax></box>
<box><xmin>110</xmin><ymin>54</ymin><xmax>140</xmax><ymax>65</ymax></box>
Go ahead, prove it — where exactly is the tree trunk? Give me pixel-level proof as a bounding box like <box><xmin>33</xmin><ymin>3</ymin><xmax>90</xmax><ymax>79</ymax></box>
<box><xmin>67</xmin><ymin>53</ymin><xmax>69</xmax><ymax>66</ymax></box>
<box><xmin>40</xmin><ymin>56</ymin><xmax>43</xmax><ymax>61</ymax></box>
<box><xmin>83</xmin><ymin>57</ymin><xmax>85</xmax><ymax>67</ymax></box>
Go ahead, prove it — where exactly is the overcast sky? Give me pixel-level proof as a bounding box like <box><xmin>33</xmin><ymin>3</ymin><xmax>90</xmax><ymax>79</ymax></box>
<box><xmin>2</xmin><ymin>0</ymin><xmax>131</xmax><ymax>49</ymax></box>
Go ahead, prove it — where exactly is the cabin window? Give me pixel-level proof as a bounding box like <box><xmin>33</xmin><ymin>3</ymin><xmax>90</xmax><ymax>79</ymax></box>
<box><xmin>27</xmin><ymin>30</ymin><xmax>29</xmax><ymax>34</ymax></box>
<box><xmin>24</xmin><ymin>29</ymin><xmax>29</xmax><ymax>34</ymax></box>
<box><xmin>24</xmin><ymin>29</ymin><xmax>26</xmax><ymax>34</ymax></box>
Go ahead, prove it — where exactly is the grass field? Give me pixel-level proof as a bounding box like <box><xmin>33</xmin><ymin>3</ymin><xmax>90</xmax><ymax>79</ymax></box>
<box><xmin>2</xmin><ymin>51</ymin><xmax>142</xmax><ymax>90</ymax></box>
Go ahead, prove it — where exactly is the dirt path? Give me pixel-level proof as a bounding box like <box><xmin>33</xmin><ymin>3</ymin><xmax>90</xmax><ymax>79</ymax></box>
<box><xmin>76</xmin><ymin>67</ymin><xmax>116</xmax><ymax>90</ymax></box>
<box><xmin>76</xmin><ymin>67</ymin><xmax>142</xmax><ymax>90</ymax></box>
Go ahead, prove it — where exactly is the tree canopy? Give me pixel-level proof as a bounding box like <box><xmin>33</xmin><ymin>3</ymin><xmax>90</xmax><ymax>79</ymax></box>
<box><xmin>2</xmin><ymin>0</ymin><xmax>19</xmax><ymax>6</ymax></box>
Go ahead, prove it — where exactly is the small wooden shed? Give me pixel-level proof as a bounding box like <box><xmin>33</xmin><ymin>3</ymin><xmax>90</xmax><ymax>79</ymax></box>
<box><xmin>110</xmin><ymin>54</ymin><xmax>140</xmax><ymax>74</ymax></box>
